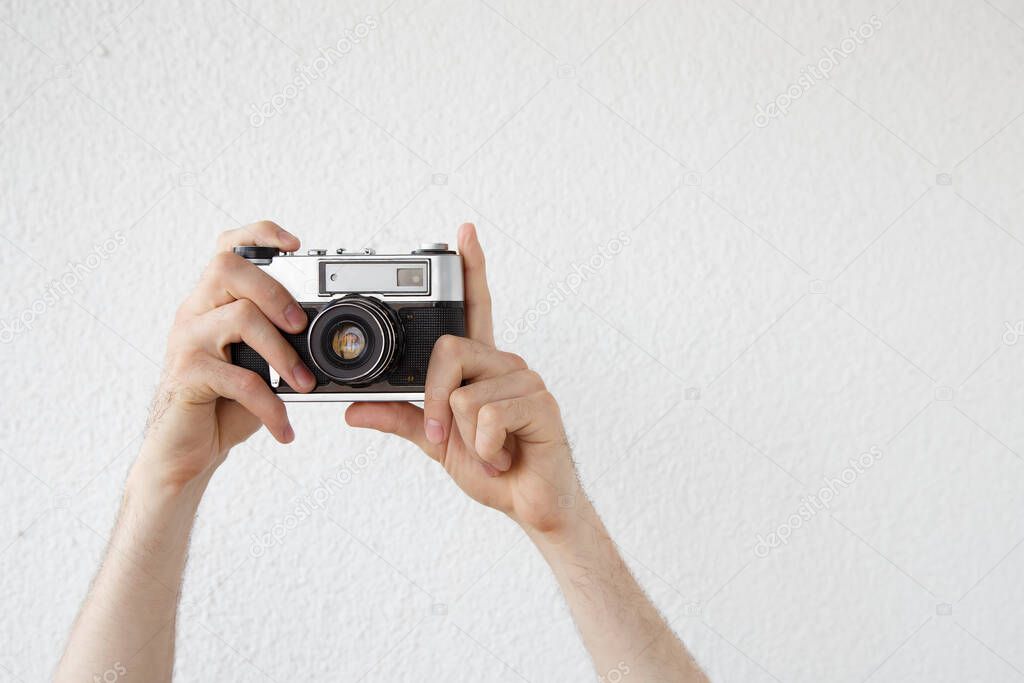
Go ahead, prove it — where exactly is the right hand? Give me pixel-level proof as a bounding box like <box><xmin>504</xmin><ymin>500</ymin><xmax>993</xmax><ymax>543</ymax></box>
<box><xmin>346</xmin><ymin>225</ymin><xmax>582</xmax><ymax>536</ymax></box>
<box><xmin>137</xmin><ymin>221</ymin><xmax>316</xmax><ymax>493</ymax></box>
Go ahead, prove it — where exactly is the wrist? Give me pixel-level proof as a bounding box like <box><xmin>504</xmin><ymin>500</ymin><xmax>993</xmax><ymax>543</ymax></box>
<box><xmin>126</xmin><ymin>449</ymin><xmax>210</xmax><ymax>518</ymax></box>
<box><xmin>128</xmin><ymin>436</ymin><xmax>219</xmax><ymax>501</ymax></box>
<box><xmin>522</xmin><ymin>494</ymin><xmax>605</xmax><ymax>560</ymax></box>
<box><xmin>101</xmin><ymin>455</ymin><xmax>207</xmax><ymax>590</ymax></box>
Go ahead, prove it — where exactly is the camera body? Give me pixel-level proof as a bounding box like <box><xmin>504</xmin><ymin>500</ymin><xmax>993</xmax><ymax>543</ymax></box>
<box><xmin>230</xmin><ymin>243</ymin><xmax>465</xmax><ymax>402</ymax></box>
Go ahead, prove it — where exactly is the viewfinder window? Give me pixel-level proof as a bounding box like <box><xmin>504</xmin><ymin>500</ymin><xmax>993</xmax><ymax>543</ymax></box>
<box><xmin>397</xmin><ymin>267</ymin><xmax>425</xmax><ymax>287</ymax></box>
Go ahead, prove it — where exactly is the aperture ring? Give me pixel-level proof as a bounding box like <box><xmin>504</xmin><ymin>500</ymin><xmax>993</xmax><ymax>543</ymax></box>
<box><xmin>307</xmin><ymin>296</ymin><xmax>400</xmax><ymax>384</ymax></box>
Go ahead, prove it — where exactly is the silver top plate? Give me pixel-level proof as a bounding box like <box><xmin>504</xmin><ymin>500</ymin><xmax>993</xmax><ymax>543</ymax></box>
<box><xmin>257</xmin><ymin>252</ymin><xmax>464</xmax><ymax>303</ymax></box>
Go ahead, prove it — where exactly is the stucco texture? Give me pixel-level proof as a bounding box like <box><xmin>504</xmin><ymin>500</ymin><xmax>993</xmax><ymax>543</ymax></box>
<box><xmin>2</xmin><ymin>0</ymin><xmax>1024</xmax><ymax>681</ymax></box>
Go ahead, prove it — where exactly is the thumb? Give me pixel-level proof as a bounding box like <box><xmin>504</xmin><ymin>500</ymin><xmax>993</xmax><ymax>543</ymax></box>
<box><xmin>345</xmin><ymin>402</ymin><xmax>439</xmax><ymax>460</ymax></box>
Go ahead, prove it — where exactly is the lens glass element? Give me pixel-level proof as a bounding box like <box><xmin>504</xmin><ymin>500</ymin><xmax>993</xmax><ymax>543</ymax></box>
<box><xmin>331</xmin><ymin>323</ymin><xmax>367</xmax><ymax>361</ymax></box>
<box><xmin>307</xmin><ymin>295</ymin><xmax>401</xmax><ymax>385</ymax></box>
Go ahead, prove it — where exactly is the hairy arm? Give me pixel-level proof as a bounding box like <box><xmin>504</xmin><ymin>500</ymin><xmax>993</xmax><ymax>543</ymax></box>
<box><xmin>56</xmin><ymin>222</ymin><xmax>313</xmax><ymax>681</ymax></box>
<box><xmin>347</xmin><ymin>223</ymin><xmax>708</xmax><ymax>682</ymax></box>
<box><xmin>55</xmin><ymin>466</ymin><xmax>207</xmax><ymax>682</ymax></box>
<box><xmin>531</xmin><ymin>497</ymin><xmax>708</xmax><ymax>682</ymax></box>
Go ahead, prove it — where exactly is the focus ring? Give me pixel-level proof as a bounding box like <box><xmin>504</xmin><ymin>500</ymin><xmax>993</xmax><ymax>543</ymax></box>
<box><xmin>307</xmin><ymin>296</ymin><xmax>402</xmax><ymax>385</ymax></box>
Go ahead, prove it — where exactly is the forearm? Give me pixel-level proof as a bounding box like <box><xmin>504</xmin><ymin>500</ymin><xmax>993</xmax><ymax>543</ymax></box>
<box><xmin>55</xmin><ymin>223</ymin><xmax>304</xmax><ymax>681</ymax></box>
<box><xmin>529</xmin><ymin>497</ymin><xmax>708</xmax><ymax>683</ymax></box>
<box><xmin>56</xmin><ymin>456</ymin><xmax>207</xmax><ymax>683</ymax></box>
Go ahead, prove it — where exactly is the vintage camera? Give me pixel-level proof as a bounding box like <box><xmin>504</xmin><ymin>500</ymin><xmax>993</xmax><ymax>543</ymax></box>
<box><xmin>230</xmin><ymin>243</ymin><xmax>465</xmax><ymax>401</ymax></box>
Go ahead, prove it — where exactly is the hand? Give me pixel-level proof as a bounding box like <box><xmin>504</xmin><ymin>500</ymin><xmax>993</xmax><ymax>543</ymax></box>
<box><xmin>345</xmin><ymin>224</ymin><xmax>581</xmax><ymax>536</ymax></box>
<box><xmin>137</xmin><ymin>221</ymin><xmax>316</xmax><ymax>493</ymax></box>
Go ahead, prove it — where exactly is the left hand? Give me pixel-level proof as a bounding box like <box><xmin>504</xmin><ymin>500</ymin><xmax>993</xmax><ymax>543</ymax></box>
<box><xmin>345</xmin><ymin>224</ymin><xmax>581</xmax><ymax>535</ymax></box>
<box><xmin>137</xmin><ymin>221</ymin><xmax>314</xmax><ymax>494</ymax></box>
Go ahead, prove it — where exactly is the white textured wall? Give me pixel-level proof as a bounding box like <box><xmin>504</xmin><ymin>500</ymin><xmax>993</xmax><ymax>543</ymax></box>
<box><xmin>2</xmin><ymin>0</ymin><xmax>1024</xmax><ymax>681</ymax></box>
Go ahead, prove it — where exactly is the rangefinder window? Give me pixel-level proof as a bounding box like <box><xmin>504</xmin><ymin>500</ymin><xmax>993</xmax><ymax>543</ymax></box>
<box><xmin>396</xmin><ymin>267</ymin><xmax>425</xmax><ymax>287</ymax></box>
<box><xmin>320</xmin><ymin>260</ymin><xmax>429</xmax><ymax>295</ymax></box>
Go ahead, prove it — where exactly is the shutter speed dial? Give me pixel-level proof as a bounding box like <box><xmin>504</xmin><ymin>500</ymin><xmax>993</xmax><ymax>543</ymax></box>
<box><xmin>233</xmin><ymin>246</ymin><xmax>279</xmax><ymax>263</ymax></box>
<box><xmin>413</xmin><ymin>242</ymin><xmax>453</xmax><ymax>254</ymax></box>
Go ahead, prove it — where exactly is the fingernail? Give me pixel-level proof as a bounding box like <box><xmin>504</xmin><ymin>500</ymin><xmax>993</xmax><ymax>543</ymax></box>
<box><xmin>283</xmin><ymin>423</ymin><xmax>295</xmax><ymax>443</ymax></box>
<box><xmin>284</xmin><ymin>303</ymin><xmax>306</xmax><ymax>330</ymax></box>
<box><xmin>494</xmin><ymin>450</ymin><xmax>512</xmax><ymax>471</ymax></box>
<box><xmin>425</xmin><ymin>419</ymin><xmax>445</xmax><ymax>444</ymax></box>
<box><xmin>277</xmin><ymin>228</ymin><xmax>297</xmax><ymax>243</ymax></box>
<box><xmin>293</xmin><ymin>363</ymin><xmax>315</xmax><ymax>391</ymax></box>
<box><xmin>482</xmin><ymin>462</ymin><xmax>501</xmax><ymax>477</ymax></box>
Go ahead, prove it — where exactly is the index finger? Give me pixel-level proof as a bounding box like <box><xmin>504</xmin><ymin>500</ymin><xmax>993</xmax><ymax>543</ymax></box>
<box><xmin>458</xmin><ymin>223</ymin><xmax>494</xmax><ymax>346</ymax></box>
<box><xmin>216</xmin><ymin>220</ymin><xmax>300</xmax><ymax>254</ymax></box>
<box><xmin>423</xmin><ymin>335</ymin><xmax>526</xmax><ymax>446</ymax></box>
<box><xmin>181</xmin><ymin>251</ymin><xmax>306</xmax><ymax>332</ymax></box>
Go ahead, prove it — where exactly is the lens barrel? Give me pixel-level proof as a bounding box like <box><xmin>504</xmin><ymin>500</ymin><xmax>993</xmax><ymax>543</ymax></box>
<box><xmin>307</xmin><ymin>295</ymin><xmax>402</xmax><ymax>385</ymax></box>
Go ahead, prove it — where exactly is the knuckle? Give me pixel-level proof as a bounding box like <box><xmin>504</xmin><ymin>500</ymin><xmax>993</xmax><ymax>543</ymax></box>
<box><xmin>434</xmin><ymin>334</ymin><xmax>461</xmax><ymax>355</ymax></box>
<box><xmin>237</xmin><ymin>371</ymin><xmax>264</xmax><ymax>395</ymax></box>
<box><xmin>209</xmin><ymin>250</ymin><xmax>241</xmax><ymax>275</ymax></box>
<box><xmin>449</xmin><ymin>387</ymin><xmax>474</xmax><ymax>416</ymax></box>
<box><xmin>477</xmin><ymin>402</ymin><xmax>499</xmax><ymax>426</ymax></box>
<box><xmin>233</xmin><ymin>297</ymin><xmax>260</xmax><ymax>321</ymax></box>
<box><xmin>214</xmin><ymin>299</ymin><xmax>248</xmax><ymax>328</ymax></box>
<box><xmin>523</xmin><ymin>369</ymin><xmax>545</xmax><ymax>390</ymax></box>
<box><xmin>537</xmin><ymin>390</ymin><xmax>560</xmax><ymax>413</ymax></box>
<box><xmin>503</xmin><ymin>351</ymin><xmax>528</xmax><ymax>369</ymax></box>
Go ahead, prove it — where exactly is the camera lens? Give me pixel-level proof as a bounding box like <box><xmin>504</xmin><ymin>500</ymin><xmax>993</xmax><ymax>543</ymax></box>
<box><xmin>307</xmin><ymin>295</ymin><xmax>403</xmax><ymax>385</ymax></box>
<box><xmin>331</xmin><ymin>323</ymin><xmax>367</xmax><ymax>362</ymax></box>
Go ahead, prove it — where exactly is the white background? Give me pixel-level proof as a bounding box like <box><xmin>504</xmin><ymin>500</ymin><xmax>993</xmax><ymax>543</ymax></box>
<box><xmin>2</xmin><ymin>0</ymin><xmax>1024</xmax><ymax>681</ymax></box>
